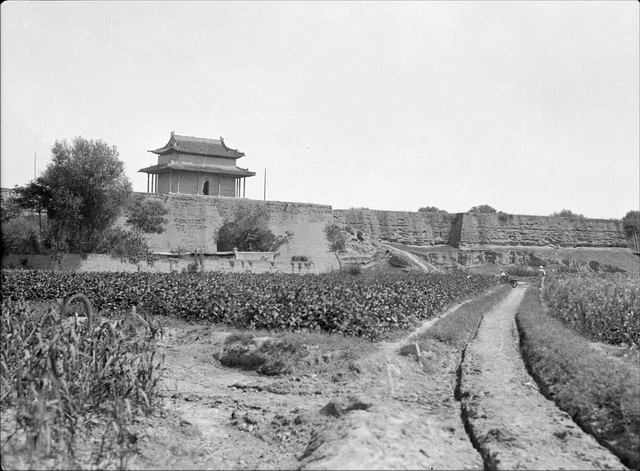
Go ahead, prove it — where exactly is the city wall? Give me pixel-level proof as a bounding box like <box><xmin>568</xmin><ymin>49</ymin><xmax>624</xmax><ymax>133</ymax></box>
<box><xmin>332</xmin><ymin>209</ymin><xmax>458</xmax><ymax>246</ymax></box>
<box><xmin>333</xmin><ymin>209</ymin><xmax>628</xmax><ymax>248</ymax></box>
<box><xmin>459</xmin><ymin>213</ymin><xmax>627</xmax><ymax>248</ymax></box>
<box><xmin>2</xmin><ymin>188</ymin><xmax>631</xmax><ymax>274</ymax></box>
<box><xmin>116</xmin><ymin>193</ymin><xmax>338</xmax><ymax>272</ymax></box>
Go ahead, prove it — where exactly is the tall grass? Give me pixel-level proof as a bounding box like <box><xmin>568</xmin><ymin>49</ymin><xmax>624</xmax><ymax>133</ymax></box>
<box><xmin>517</xmin><ymin>286</ymin><xmax>640</xmax><ymax>469</ymax></box>
<box><xmin>544</xmin><ymin>272</ymin><xmax>639</xmax><ymax>347</ymax></box>
<box><xmin>1</xmin><ymin>296</ymin><xmax>165</xmax><ymax>469</ymax></box>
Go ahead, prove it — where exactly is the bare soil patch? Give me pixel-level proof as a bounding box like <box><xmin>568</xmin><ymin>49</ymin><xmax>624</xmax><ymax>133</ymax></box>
<box><xmin>132</xmin><ymin>299</ymin><xmax>486</xmax><ymax>470</ymax></box>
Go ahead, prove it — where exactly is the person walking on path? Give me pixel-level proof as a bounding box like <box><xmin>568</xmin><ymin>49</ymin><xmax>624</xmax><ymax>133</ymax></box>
<box><xmin>537</xmin><ymin>265</ymin><xmax>546</xmax><ymax>290</ymax></box>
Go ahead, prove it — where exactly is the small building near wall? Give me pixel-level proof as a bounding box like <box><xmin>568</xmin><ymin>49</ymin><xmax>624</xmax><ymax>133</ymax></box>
<box><xmin>139</xmin><ymin>132</ymin><xmax>256</xmax><ymax>197</ymax></box>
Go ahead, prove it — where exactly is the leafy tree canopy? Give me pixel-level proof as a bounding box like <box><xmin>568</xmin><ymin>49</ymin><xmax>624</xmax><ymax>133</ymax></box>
<box><xmin>126</xmin><ymin>194</ymin><xmax>169</xmax><ymax>238</ymax></box>
<box><xmin>13</xmin><ymin>137</ymin><xmax>132</xmax><ymax>253</ymax></box>
<box><xmin>418</xmin><ymin>206</ymin><xmax>448</xmax><ymax>213</ymax></box>
<box><xmin>468</xmin><ymin>204</ymin><xmax>497</xmax><ymax>213</ymax></box>
<box><xmin>622</xmin><ymin>210</ymin><xmax>640</xmax><ymax>236</ymax></box>
<box><xmin>325</xmin><ymin>224</ymin><xmax>348</xmax><ymax>270</ymax></box>
<box><xmin>551</xmin><ymin>209</ymin><xmax>585</xmax><ymax>218</ymax></box>
<box><xmin>217</xmin><ymin>205</ymin><xmax>292</xmax><ymax>252</ymax></box>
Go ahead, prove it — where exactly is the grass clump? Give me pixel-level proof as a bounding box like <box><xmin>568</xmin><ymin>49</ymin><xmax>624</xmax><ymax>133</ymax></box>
<box><xmin>516</xmin><ymin>285</ymin><xmax>640</xmax><ymax>469</ymax></box>
<box><xmin>1</xmin><ymin>296</ymin><xmax>165</xmax><ymax>470</ymax></box>
<box><xmin>220</xmin><ymin>328</ymin><xmax>377</xmax><ymax>377</ymax></box>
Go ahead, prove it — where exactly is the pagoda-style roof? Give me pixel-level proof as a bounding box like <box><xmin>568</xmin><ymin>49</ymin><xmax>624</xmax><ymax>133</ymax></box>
<box><xmin>138</xmin><ymin>161</ymin><xmax>256</xmax><ymax>177</ymax></box>
<box><xmin>149</xmin><ymin>132</ymin><xmax>245</xmax><ymax>159</ymax></box>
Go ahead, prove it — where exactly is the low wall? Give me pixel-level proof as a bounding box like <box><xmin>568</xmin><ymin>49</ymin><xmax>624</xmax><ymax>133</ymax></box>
<box><xmin>1</xmin><ymin>254</ymin><xmax>318</xmax><ymax>274</ymax></box>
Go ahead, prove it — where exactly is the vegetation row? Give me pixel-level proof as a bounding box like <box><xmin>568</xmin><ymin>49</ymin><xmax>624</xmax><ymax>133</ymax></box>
<box><xmin>543</xmin><ymin>272</ymin><xmax>639</xmax><ymax>348</ymax></box>
<box><xmin>1</xmin><ymin>270</ymin><xmax>498</xmax><ymax>341</ymax></box>
<box><xmin>517</xmin><ymin>286</ymin><xmax>640</xmax><ymax>469</ymax></box>
<box><xmin>1</xmin><ymin>297</ymin><xmax>164</xmax><ymax>469</ymax></box>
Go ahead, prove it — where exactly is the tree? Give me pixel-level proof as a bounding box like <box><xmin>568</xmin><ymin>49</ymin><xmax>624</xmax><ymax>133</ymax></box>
<box><xmin>14</xmin><ymin>137</ymin><xmax>132</xmax><ymax>253</ymax></box>
<box><xmin>96</xmin><ymin>195</ymin><xmax>170</xmax><ymax>264</ymax></box>
<box><xmin>125</xmin><ymin>194</ymin><xmax>169</xmax><ymax>245</ymax></box>
<box><xmin>217</xmin><ymin>205</ymin><xmax>292</xmax><ymax>252</ymax></box>
<box><xmin>551</xmin><ymin>209</ymin><xmax>585</xmax><ymax>218</ymax></box>
<box><xmin>418</xmin><ymin>206</ymin><xmax>448</xmax><ymax>213</ymax></box>
<box><xmin>622</xmin><ymin>210</ymin><xmax>640</xmax><ymax>236</ymax></box>
<box><xmin>325</xmin><ymin>224</ymin><xmax>348</xmax><ymax>270</ymax></box>
<box><xmin>622</xmin><ymin>210</ymin><xmax>640</xmax><ymax>251</ymax></box>
<box><xmin>468</xmin><ymin>205</ymin><xmax>497</xmax><ymax>213</ymax></box>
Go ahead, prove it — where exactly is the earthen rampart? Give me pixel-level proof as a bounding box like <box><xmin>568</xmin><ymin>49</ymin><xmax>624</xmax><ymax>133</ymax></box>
<box><xmin>332</xmin><ymin>209</ymin><xmax>628</xmax><ymax>248</ymax></box>
<box><xmin>459</xmin><ymin>213</ymin><xmax>627</xmax><ymax>248</ymax></box>
<box><xmin>332</xmin><ymin>209</ymin><xmax>455</xmax><ymax>246</ymax></box>
<box><xmin>117</xmin><ymin>193</ymin><xmax>338</xmax><ymax>272</ymax></box>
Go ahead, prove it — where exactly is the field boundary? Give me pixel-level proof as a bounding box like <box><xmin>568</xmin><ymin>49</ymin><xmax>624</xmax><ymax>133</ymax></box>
<box><xmin>516</xmin><ymin>286</ymin><xmax>640</xmax><ymax>469</ymax></box>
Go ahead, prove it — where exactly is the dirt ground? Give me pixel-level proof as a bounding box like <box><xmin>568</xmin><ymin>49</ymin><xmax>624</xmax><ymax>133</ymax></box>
<box><xmin>130</xmin><ymin>300</ymin><xmax>481</xmax><ymax>471</ymax></box>
<box><xmin>127</xmin><ymin>284</ymin><xmax>628</xmax><ymax>471</ymax></box>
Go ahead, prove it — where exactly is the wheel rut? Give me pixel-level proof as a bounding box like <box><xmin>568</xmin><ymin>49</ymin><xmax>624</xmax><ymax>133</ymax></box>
<box><xmin>459</xmin><ymin>284</ymin><xmax>627</xmax><ymax>470</ymax></box>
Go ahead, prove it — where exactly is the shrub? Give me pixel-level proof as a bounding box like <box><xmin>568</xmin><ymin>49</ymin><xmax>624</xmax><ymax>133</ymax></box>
<box><xmin>345</xmin><ymin>264</ymin><xmax>362</xmax><ymax>275</ymax></box>
<box><xmin>388</xmin><ymin>254</ymin><xmax>410</xmax><ymax>268</ymax></box>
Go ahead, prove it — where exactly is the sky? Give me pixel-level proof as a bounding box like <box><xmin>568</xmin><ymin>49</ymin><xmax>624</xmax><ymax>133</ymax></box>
<box><xmin>1</xmin><ymin>1</ymin><xmax>638</xmax><ymax>219</ymax></box>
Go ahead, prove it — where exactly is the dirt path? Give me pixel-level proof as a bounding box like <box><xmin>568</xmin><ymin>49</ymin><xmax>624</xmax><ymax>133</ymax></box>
<box><xmin>297</xmin><ymin>301</ymin><xmax>486</xmax><ymax>470</ymax></box>
<box><xmin>380</xmin><ymin>243</ymin><xmax>435</xmax><ymax>272</ymax></box>
<box><xmin>131</xmin><ymin>285</ymin><xmax>628</xmax><ymax>470</ymax></box>
<box><xmin>132</xmin><ymin>297</ymin><xmax>490</xmax><ymax>471</ymax></box>
<box><xmin>460</xmin><ymin>284</ymin><xmax>627</xmax><ymax>470</ymax></box>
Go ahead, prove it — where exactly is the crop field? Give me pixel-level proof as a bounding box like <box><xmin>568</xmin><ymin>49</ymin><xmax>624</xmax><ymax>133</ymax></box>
<box><xmin>0</xmin><ymin>269</ymin><xmax>497</xmax><ymax>467</ymax></box>
<box><xmin>0</xmin><ymin>296</ymin><xmax>165</xmax><ymax>469</ymax></box>
<box><xmin>0</xmin><ymin>270</ymin><xmax>498</xmax><ymax>341</ymax></box>
<box><xmin>543</xmin><ymin>272</ymin><xmax>640</xmax><ymax>347</ymax></box>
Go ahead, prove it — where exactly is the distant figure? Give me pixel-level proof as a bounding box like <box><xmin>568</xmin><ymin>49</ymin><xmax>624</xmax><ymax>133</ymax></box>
<box><xmin>500</xmin><ymin>271</ymin><xmax>509</xmax><ymax>283</ymax></box>
<box><xmin>537</xmin><ymin>265</ymin><xmax>547</xmax><ymax>289</ymax></box>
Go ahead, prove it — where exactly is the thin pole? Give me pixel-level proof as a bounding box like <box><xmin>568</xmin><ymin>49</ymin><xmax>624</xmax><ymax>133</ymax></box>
<box><xmin>264</xmin><ymin>168</ymin><xmax>267</xmax><ymax>201</ymax></box>
<box><xmin>34</xmin><ymin>152</ymin><xmax>36</xmax><ymax>179</ymax></box>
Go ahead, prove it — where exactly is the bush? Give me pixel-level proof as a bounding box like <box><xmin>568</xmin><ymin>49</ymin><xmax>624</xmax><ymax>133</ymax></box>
<box><xmin>345</xmin><ymin>264</ymin><xmax>362</xmax><ymax>275</ymax></box>
<box><xmin>1</xmin><ymin>215</ymin><xmax>45</xmax><ymax>255</ymax></box>
<box><xmin>388</xmin><ymin>254</ymin><xmax>410</xmax><ymax>268</ymax></box>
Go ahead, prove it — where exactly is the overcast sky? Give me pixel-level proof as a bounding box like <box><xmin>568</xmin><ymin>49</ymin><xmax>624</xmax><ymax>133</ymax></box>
<box><xmin>2</xmin><ymin>1</ymin><xmax>638</xmax><ymax>218</ymax></box>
